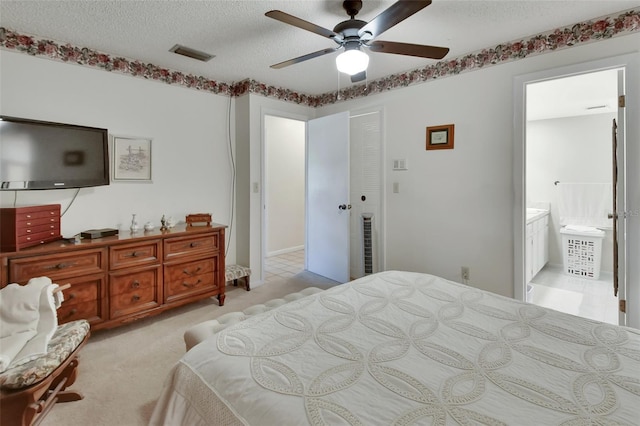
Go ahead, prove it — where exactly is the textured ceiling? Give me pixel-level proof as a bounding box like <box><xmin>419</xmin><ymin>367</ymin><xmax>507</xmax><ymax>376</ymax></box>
<box><xmin>0</xmin><ymin>0</ymin><xmax>638</xmax><ymax>95</ymax></box>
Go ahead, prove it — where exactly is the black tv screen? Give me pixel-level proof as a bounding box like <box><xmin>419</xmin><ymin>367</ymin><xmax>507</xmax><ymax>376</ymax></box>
<box><xmin>0</xmin><ymin>116</ymin><xmax>109</xmax><ymax>190</ymax></box>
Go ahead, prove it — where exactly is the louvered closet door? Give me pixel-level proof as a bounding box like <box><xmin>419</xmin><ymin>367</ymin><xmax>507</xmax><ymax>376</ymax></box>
<box><xmin>349</xmin><ymin>111</ymin><xmax>382</xmax><ymax>279</ymax></box>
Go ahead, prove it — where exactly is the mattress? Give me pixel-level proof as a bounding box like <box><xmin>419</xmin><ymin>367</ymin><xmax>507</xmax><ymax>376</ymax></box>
<box><xmin>150</xmin><ymin>271</ymin><xmax>640</xmax><ymax>425</ymax></box>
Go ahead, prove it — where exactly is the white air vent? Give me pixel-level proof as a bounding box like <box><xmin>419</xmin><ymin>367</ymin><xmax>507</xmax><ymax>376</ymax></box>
<box><xmin>392</xmin><ymin>159</ymin><xmax>407</xmax><ymax>170</ymax></box>
<box><xmin>169</xmin><ymin>44</ymin><xmax>215</xmax><ymax>62</ymax></box>
<box><xmin>362</xmin><ymin>213</ymin><xmax>376</xmax><ymax>275</ymax></box>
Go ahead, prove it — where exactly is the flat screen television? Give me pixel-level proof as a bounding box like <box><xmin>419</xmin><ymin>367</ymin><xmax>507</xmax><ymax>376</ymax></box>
<box><xmin>0</xmin><ymin>116</ymin><xmax>109</xmax><ymax>190</ymax></box>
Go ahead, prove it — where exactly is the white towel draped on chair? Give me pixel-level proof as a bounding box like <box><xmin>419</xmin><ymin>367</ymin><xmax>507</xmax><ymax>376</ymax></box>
<box><xmin>557</xmin><ymin>182</ymin><xmax>612</xmax><ymax>229</ymax></box>
<box><xmin>0</xmin><ymin>277</ymin><xmax>62</xmax><ymax>373</ymax></box>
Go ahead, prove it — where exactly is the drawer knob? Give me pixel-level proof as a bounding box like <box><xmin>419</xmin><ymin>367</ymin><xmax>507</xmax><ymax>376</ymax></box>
<box><xmin>47</xmin><ymin>262</ymin><xmax>76</xmax><ymax>270</ymax></box>
<box><xmin>129</xmin><ymin>251</ymin><xmax>139</xmax><ymax>258</ymax></box>
<box><xmin>132</xmin><ymin>294</ymin><xmax>141</xmax><ymax>302</ymax></box>
<box><xmin>69</xmin><ymin>308</ymin><xmax>77</xmax><ymax>316</ymax></box>
<box><xmin>182</xmin><ymin>266</ymin><xmax>202</xmax><ymax>276</ymax></box>
<box><xmin>131</xmin><ymin>280</ymin><xmax>140</xmax><ymax>289</ymax></box>
<box><xmin>182</xmin><ymin>279</ymin><xmax>202</xmax><ymax>288</ymax></box>
<box><xmin>189</xmin><ymin>242</ymin><xmax>199</xmax><ymax>248</ymax></box>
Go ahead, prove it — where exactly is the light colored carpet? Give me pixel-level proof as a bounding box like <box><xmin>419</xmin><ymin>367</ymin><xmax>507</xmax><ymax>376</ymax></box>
<box><xmin>40</xmin><ymin>271</ymin><xmax>338</xmax><ymax>426</ymax></box>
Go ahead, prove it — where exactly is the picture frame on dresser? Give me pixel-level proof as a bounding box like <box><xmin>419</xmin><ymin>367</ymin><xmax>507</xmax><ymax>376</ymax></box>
<box><xmin>112</xmin><ymin>135</ymin><xmax>152</xmax><ymax>181</ymax></box>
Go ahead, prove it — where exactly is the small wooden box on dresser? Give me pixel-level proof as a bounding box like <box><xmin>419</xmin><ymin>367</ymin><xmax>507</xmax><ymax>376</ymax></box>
<box><xmin>0</xmin><ymin>204</ymin><xmax>62</xmax><ymax>252</ymax></box>
<box><xmin>0</xmin><ymin>223</ymin><xmax>226</xmax><ymax>331</ymax></box>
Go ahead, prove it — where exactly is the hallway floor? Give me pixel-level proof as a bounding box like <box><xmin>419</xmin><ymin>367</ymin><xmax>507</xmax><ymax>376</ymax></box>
<box><xmin>529</xmin><ymin>263</ymin><xmax>618</xmax><ymax>325</ymax></box>
<box><xmin>264</xmin><ymin>249</ymin><xmax>305</xmax><ymax>282</ymax></box>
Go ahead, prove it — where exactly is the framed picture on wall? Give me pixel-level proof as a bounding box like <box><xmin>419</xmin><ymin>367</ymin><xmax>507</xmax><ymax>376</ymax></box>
<box><xmin>112</xmin><ymin>135</ymin><xmax>153</xmax><ymax>181</ymax></box>
<box><xmin>426</xmin><ymin>124</ymin><xmax>454</xmax><ymax>150</ymax></box>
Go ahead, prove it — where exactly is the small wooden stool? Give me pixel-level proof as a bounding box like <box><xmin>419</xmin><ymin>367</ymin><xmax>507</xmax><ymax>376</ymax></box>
<box><xmin>225</xmin><ymin>264</ymin><xmax>251</xmax><ymax>291</ymax></box>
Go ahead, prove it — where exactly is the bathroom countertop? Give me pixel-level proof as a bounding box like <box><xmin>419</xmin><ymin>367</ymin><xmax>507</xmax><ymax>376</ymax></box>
<box><xmin>526</xmin><ymin>208</ymin><xmax>549</xmax><ymax>224</ymax></box>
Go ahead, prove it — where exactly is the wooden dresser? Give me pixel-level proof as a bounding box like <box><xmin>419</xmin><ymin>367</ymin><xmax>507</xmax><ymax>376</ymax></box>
<box><xmin>0</xmin><ymin>223</ymin><xmax>226</xmax><ymax>331</ymax></box>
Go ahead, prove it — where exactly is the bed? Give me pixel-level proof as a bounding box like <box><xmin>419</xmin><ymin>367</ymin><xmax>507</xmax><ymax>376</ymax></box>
<box><xmin>150</xmin><ymin>271</ymin><xmax>640</xmax><ymax>425</ymax></box>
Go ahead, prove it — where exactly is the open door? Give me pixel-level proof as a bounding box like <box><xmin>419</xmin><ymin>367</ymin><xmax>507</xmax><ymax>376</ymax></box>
<box><xmin>306</xmin><ymin>111</ymin><xmax>350</xmax><ymax>283</ymax></box>
<box><xmin>612</xmin><ymin>68</ymin><xmax>627</xmax><ymax>326</ymax></box>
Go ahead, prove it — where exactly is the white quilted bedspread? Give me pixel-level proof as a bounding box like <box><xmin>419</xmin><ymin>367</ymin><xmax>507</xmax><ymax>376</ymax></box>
<box><xmin>151</xmin><ymin>271</ymin><xmax>640</xmax><ymax>425</ymax></box>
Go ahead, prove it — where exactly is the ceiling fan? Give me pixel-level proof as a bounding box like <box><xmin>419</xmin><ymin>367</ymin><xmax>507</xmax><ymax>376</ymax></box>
<box><xmin>265</xmin><ymin>0</ymin><xmax>449</xmax><ymax>83</ymax></box>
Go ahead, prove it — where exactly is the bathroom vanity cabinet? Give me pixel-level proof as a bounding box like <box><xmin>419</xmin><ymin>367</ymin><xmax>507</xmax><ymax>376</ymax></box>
<box><xmin>526</xmin><ymin>211</ymin><xmax>549</xmax><ymax>283</ymax></box>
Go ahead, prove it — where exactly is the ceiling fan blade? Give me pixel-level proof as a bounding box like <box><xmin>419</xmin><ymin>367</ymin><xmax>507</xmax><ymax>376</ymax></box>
<box><xmin>368</xmin><ymin>40</ymin><xmax>449</xmax><ymax>59</ymax></box>
<box><xmin>270</xmin><ymin>47</ymin><xmax>339</xmax><ymax>69</ymax></box>
<box><xmin>351</xmin><ymin>71</ymin><xmax>367</xmax><ymax>83</ymax></box>
<box><xmin>266</xmin><ymin>10</ymin><xmax>341</xmax><ymax>40</ymax></box>
<box><xmin>358</xmin><ymin>0</ymin><xmax>431</xmax><ymax>40</ymax></box>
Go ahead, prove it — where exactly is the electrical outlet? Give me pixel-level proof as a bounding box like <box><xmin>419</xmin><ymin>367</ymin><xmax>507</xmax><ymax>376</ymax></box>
<box><xmin>461</xmin><ymin>266</ymin><xmax>470</xmax><ymax>282</ymax></box>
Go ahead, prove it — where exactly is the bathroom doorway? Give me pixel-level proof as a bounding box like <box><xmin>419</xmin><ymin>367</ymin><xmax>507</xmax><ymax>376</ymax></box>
<box><xmin>513</xmin><ymin>54</ymin><xmax>640</xmax><ymax>327</ymax></box>
<box><xmin>525</xmin><ymin>69</ymin><xmax>619</xmax><ymax>325</ymax></box>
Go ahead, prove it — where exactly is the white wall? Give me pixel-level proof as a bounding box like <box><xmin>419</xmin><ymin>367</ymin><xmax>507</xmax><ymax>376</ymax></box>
<box><xmin>3</xmin><ymin>31</ymin><xmax>638</xmax><ymax>306</ymax></box>
<box><xmin>0</xmin><ymin>51</ymin><xmax>236</xmax><ymax>261</ymax></box>
<box><xmin>264</xmin><ymin>115</ymin><xmax>305</xmax><ymax>255</ymax></box>
<box><xmin>314</xmin><ymin>33</ymin><xmax>640</xmax><ymax>298</ymax></box>
<box><xmin>527</xmin><ymin>113</ymin><xmax>615</xmax><ymax>271</ymax></box>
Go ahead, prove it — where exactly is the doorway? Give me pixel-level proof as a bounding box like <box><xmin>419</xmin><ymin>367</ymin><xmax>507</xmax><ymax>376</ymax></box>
<box><xmin>263</xmin><ymin>110</ymin><xmax>383</xmax><ymax>284</ymax></box>
<box><xmin>525</xmin><ymin>70</ymin><xmax>618</xmax><ymax>325</ymax></box>
<box><xmin>513</xmin><ymin>54</ymin><xmax>640</xmax><ymax>328</ymax></box>
<box><xmin>263</xmin><ymin>114</ymin><xmax>306</xmax><ymax>283</ymax></box>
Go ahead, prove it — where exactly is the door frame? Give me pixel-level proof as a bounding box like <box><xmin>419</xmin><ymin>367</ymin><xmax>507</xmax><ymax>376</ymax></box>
<box><xmin>348</xmin><ymin>106</ymin><xmax>386</xmax><ymax>277</ymax></box>
<box><xmin>260</xmin><ymin>106</ymin><xmax>387</xmax><ymax>284</ymax></box>
<box><xmin>261</xmin><ymin>108</ymin><xmax>311</xmax><ymax>282</ymax></box>
<box><xmin>513</xmin><ymin>53</ymin><xmax>640</xmax><ymax>328</ymax></box>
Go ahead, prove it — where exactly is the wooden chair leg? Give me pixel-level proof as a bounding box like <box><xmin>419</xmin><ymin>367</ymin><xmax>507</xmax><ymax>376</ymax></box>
<box><xmin>245</xmin><ymin>276</ymin><xmax>251</xmax><ymax>291</ymax></box>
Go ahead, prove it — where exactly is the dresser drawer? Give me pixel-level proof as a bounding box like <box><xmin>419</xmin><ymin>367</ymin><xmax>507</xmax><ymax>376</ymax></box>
<box><xmin>17</xmin><ymin>228</ymin><xmax>62</xmax><ymax>246</ymax></box>
<box><xmin>110</xmin><ymin>267</ymin><xmax>159</xmax><ymax>295</ymax></box>
<box><xmin>109</xmin><ymin>267</ymin><xmax>161</xmax><ymax>318</ymax></box>
<box><xmin>110</xmin><ymin>240</ymin><xmax>161</xmax><ymax>270</ymax></box>
<box><xmin>164</xmin><ymin>233</ymin><xmax>219</xmax><ymax>261</ymax></box>
<box><xmin>15</xmin><ymin>221</ymin><xmax>60</xmax><ymax>236</ymax></box>
<box><xmin>16</xmin><ymin>207</ymin><xmax>59</xmax><ymax>220</ymax></box>
<box><xmin>8</xmin><ymin>248</ymin><xmax>106</xmax><ymax>283</ymax></box>
<box><xmin>164</xmin><ymin>258</ymin><xmax>218</xmax><ymax>301</ymax></box>
<box><xmin>56</xmin><ymin>273</ymin><xmax>106</xmax><ymax>325</ymax></box>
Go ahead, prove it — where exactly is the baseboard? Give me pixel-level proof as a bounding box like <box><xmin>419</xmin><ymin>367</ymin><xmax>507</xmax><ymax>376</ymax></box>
<box><xmin>267</xmin><ymin>245</ymin><xmax>304</xmax><ymax>257</ymax></box>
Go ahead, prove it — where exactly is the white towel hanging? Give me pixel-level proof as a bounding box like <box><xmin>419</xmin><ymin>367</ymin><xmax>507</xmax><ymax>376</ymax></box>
<box><xmin>556</xmin><ymin>182</ymin><xmax>612</xmax><ymax>229</ymax></box>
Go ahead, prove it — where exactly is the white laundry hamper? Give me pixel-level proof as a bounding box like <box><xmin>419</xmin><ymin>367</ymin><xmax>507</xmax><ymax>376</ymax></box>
<box><xmin>560</xmin><ymin>225</ymin><xmax>605</xmax><ymax>280</ymax></box>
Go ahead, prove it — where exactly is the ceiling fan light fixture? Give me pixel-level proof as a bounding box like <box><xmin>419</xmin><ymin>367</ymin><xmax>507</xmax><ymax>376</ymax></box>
<box><xmin>336</xmin><ymin>48</ymin><xmax>369</xmax><ymax>75</ymax></box>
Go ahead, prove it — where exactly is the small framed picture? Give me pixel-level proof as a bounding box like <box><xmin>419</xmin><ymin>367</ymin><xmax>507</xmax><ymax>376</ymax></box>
<box><xmin>426</xmin><ymin>124</ymin><xmax>454</xmax><ymax>150</ymax></box>
<box><xmin>112</xmin><ymin>136</ymin><xmax>153</xmax><ymax>181</ymax></box>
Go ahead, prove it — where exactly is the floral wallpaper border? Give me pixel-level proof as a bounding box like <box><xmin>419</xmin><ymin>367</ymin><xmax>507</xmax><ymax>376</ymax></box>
<box><xmin>0</xmin><ymin>8</ymin><xmax>638</xmax><ymax>108</ymax></box>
